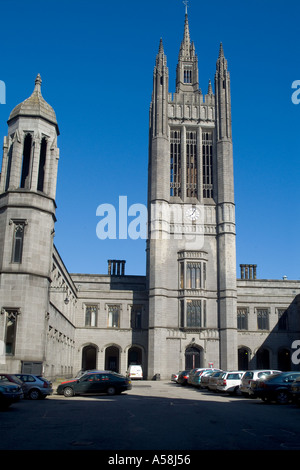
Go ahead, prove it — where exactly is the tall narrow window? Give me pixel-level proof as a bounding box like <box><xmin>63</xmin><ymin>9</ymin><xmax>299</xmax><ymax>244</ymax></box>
<box><xmin>184</xmin><ymin>69</ymin><xmax>192</xmax><ymax>84</ymax></box>
<box><xmin>5</xmin><ymin>144</ymin><xmax>13</xmax><ymax>191</ymax></box>
<box><xmin>170</xmin><ymin>130</ymin><xmax>181</xmax><ymax>197</ymax></box>
<box><xmin>278</xmin><ymin>308</ymin><xmax>288</xmax><ymax>330</ymax></box>
<box><xmin>20</xmin><ymin>133</ymin><xmax>32</xmax><ymax>189</ymax></box>
<box><xmin>131</xmin><ymin>306</ymin><xmax>142</xmax><ymax>329</ymax></box>
<box><xmin>37</xmin><ymin>137</ymin><xmax>47</xmax><ymax>192</ymax></box>
<box><xmin>12</xmin><ymin>222</ymin><xmax>25</xmax><ymax>263</ymax></box>
<box><xmin>202</xmin><ymin>131</ymin><xmax>213</xmax><ymax>198</ymax></box>
<box><xmin>85</xmin><ymin>305</ymin><xmax>98</xmax><ymax>327</ymax></box>
<box><xmin>186</xmin><ymin>131</ymin><xmax>197</xmax><ymax>198</ymax></box>
<box><xmin>108</xmin><ymin>305</ymin><xmax>120</xmax><ymax>328</ymax></box>
<box><xmin>186</xmin><ymin>300</ymin><xmax>205</xmax><ymax>328</ymax></box>
<box><xmin>3</xmin><ymin>309</ymin><xmax>19</xmax><ymax>355</ymax></box>
<box><xmin>237</xmin><ymin>308</ymin><xmax>248</xmax><ymax>330</ymax></box>
<box><xmin>257</xmin><ymin>308</ymin><xmax>269</xmax><ymax>330</ymax></box>
<box><xmin>186</xmin><ymin>262</ymin><xmax>206</xmax><ymax>289</ymax></box>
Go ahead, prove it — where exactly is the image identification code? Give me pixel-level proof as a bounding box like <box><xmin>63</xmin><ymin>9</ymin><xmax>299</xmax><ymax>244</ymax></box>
<box><xmin>108</xmin><ymin>454</ymin><xmax>191</xmax><ymax>467</ymax></box>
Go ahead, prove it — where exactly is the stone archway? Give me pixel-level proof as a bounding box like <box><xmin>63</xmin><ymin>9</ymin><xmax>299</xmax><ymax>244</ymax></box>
<box><xmin>127</xmin><ymin>346</ymin><xmax>143</xmax><ymax>367</ymax></box>
<box><xmin>238</xmin><ymin>347</ymin><xmax>250</xmax><ymax>370</ymax></box>
<box><xmin>278</xmin><ymin>348</ymin><xmax>291</xmax><ymax>371</ymax></box>
<box><xmin>82</xmin><ymin>344</ymin><xmax>97</xmax><ymax>371</ymax></box>
<box><xmin>105</xmin><ymin>345</ymin><xmax>120</xmax><ymax>373</ymax></box>
<box><xmin>257</xmin><ymin>348</ymin><xmax>270</xmax><ymax>369</ymax></box>
<box><xmin>185</xmin><ymin>346</ymin><xmax>203</xmax><ymax>369</ymax></box>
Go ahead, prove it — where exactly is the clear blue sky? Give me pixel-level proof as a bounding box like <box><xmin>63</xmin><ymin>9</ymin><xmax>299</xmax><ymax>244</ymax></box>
<box><xmin>0</xmin><ymin>0</ymin><xmax>299</xmax><ymax>280</ymax></box>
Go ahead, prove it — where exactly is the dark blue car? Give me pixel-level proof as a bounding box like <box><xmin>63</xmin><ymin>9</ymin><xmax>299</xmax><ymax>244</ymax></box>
<box><xmin>57</xmin><ymin>370</ymin><xmax>132</xmax><ymax>397</ymax></box>
<box><xmin>251</xmin><ymin>372</ymin><xmax>300</xmax><ymax>404</ymax></box>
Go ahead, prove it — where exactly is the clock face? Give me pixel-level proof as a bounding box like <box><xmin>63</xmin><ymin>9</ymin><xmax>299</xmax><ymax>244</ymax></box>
<box><xmin>185</xmin><ymin>207</ymin><xmax>200</xmax><ymax>221</ymax></box>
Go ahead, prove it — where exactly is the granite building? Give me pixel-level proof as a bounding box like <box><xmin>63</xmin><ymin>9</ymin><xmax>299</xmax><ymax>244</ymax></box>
<box><xmin>0</xmin><ymin>11</ymin><xmax>299</xmax><ymax>380</ymax></box>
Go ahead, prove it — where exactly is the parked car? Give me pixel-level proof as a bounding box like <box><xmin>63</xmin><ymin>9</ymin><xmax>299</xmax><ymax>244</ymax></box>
<box><xmin>187</xmin><ymin>368</ymin><xmax>207</xmax><ymax>385</ymax></box>
<box><xmin>15</xmin><ymin>374</ymin><xmax>53</xmax><ymax>400</ymax></box>
<box><xmin>239</xmin><ymin>370</ymin><xmax>281</xmax><ymax>397</ymax></box>
<box><xmin>177</xmin><ymin>370</ymin><xmax>191</xmax><ymax>385</ymax></box>
<box><xmin>0</xmin><ymin>379</ymin><xmax>23</xmax><ymax>409</ymax></box>
<box><xmin>190</xmin><ymin>369</ymin><xmax>220</xmax><ymax>387</ymax></box>
<box><xmin>57</xmin><ymin>370</ymin><xmax>132</xmax><ymax>397</ymax></box>
<box><xmin>171</xmin><ymin>371</ymin><xmax>182</xmax><ymax>383</ymax></box>
<box><xmin>0</xmin><ymin>373</ymin><xmax>27</xmax><ymax>394</ymax></box>
<box><xmin>199</xmin><ymin>370</ymin><xmax>220</xmax><ymax>389</ymax></box>
<box><xmin>126</xmin><ymin>365</ymin><xmax>143</xmax><ymax>380</ymax></box>
<box><xmin>291</xmin><ymin>376</ymin><xmax>300</xmax><ymax>404</ymax></box>
<box><xmin>216</xmin><ymin>371</ymin><xmax>244</xmax><ymax>395</ymax></box>
<box><xmin>251</xmin><ymin>371</ymin><xmax>300</xmax><ymax>404</ymax></box>
<box><xmin>207</xmin><ymin>370</ymin><xmax>224</xmax><ymax>391</ymax></box>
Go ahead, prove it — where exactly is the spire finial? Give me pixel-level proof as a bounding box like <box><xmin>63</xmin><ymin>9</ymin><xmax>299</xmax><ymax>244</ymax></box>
<box><xmin>183</xmin><ymin>0</ymin><xmax>189</xmax><ymax>15</ymax></box>
<box><xmin>158</xmin><ymin>37</ymin><xmax>164</xmax><ymax>54</ymax></box>
<box><xmin>219</xmin><ymin>42</ymin><xmax>224</xmax><ymax>58</ymax></box>
<box><xmin>34</xmin><ymin>74</ymin><xmax>42</xmax><ymax>94</ymax></box>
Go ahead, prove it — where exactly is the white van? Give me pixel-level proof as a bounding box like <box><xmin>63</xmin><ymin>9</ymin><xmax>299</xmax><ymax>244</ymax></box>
<box><xmin>127</xmin><ymin>365</ymin><xmax>143</xmax><ymax>380</ymax></box>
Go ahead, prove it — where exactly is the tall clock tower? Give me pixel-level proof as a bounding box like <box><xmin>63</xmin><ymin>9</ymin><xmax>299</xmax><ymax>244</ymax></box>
<box><xmin>146</xmin><ymin>10</ymin><xmax>237</xmax><ymax>378</ymax></box>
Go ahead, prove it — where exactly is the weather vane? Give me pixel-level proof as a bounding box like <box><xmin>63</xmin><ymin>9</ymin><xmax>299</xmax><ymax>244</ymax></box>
<box><xmin>183</xmin><ymin>0</ymin><xmax>189</xmax><ymax>14</ymax></box>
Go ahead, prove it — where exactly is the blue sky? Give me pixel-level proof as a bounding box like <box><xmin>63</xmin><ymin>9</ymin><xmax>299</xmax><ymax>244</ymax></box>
<box><xmin>0</xmin><ymin>0</ymin><xmax>299</xmax><ymax>280</ymax></box>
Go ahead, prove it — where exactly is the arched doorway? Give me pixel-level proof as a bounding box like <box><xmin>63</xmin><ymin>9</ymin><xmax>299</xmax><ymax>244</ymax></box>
<box><xmin>185</xmin><ymin>346</ymin><xmax>203</xmax><ymax>369</ymax></box>
<box><xmin>278</xmin><ymin>348</ymin><xmax>291</xmax><ymax>371</ymax></box>
<box><xmin>82</xmin><ymin>345</ymin><xmax>97</xmax><ymax>371</ymax></box>
<box><xmin>105</xmin><ymin>345</ymin><xmax>120</xmax><ymax>373</ymax></box>
<box><xmin>238</xmin><ymin>347</ymin><xmax>250</xmax><ymax>370</ymax></box>
<box><xmin>257</xmin><ymin>348</ymin><xmax>270</xmax><ymax>369</ymax></box>
<box><xmin>127</xmin><ymin>346</ymin><xmax>143</xmax><ymax>367</ymax></box>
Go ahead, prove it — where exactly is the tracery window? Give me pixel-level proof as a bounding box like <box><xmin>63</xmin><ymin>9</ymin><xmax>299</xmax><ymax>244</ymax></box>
<box><xmin>237</xmin><ymin>307</ymin><xmax>248</xmax><ymax>330</ymax></box>
<box><xmin>11</xmin><ymin>220</ymin><xmax>26</xmax><ymax>264</ymax></box>
<box><xmin>186</xmin><ymin>299</ymin><xmax>206</xmax><ymax>328</ymax></box>
<box><xmin>131</xmin><ymin>305</ymin><xmax>142</xmax><ymax>329</ymax></box>
<box><xmin>85</xmin><ymin>305</ymin><xmax>98</xmax><ymax>327</ymax></box>
<box><xmin>202</xmin><ymin>131</ymin><xmax>213</xmax><ymax>198</ymax></box>
<box><xmin>184</xmin><ymin>69</ymin><xmax>192</xmax><ymax>84</ymax></box>
<box><xmin>2</xmin><ymin>308</ymin><xmax>20</xmax><ymax>355</ymax></box>
<box><xmin>257</xmin><ymin>308</ymin><xmax>269</xmax><ymax>330</ymax></box>
<box><xmin>108</xmin><ymin>305</ymin><xmax>120</xmax><ymax>328</ymax></box>
<box><xmin>186</xmin><ymin>131</ymin><xmax>197</xmax><ymax>198</ymax></box>
<box><xmin>170</xmin><ymin>130</ymin><xmax>181</xmax><ymax>197</ymax></box>
<box><xmin>277</xmin><ymin>308</ymin><xmax>288</xmax><ymax>331</ymax></box>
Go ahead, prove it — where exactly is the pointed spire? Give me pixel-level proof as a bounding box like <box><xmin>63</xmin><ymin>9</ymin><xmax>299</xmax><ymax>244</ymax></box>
<box><xmin>208</xmin><ymin>79</ymin><xmax>213</xmax><ymax>95</ymax></box>
<box><xmin>33</xmin><ymin>73</ymin><xmax>42</xmax><ymax>95</ymax></box>
<box><xmin>219</xmin><ymin>42</ymin><xmax>224</xmax><ymax>58</ymax></box>
<box><xmin>180</xmin><ymin>8</ymin><xmax>191</xmax><ymax>57</ymax></box>
<box><xmin>158</xmin><ymin>38</ymin><xmax>164</xmax><ymax>54</ymax></box>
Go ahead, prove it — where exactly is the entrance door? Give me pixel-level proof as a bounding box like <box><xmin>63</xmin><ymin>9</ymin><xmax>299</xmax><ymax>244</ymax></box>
<box><xmin>105</xmin><ymin>346</ymin><xmax>119</xmax><ymax>372</ymax></box>
<box><xmin>185</xmin><ymin>347</ymin><xmax>202</xmax><ymax>369</ymax></box>
<box><xmin>82</xmin><ymin>345</ymin><xmax>97</xmax><ymax>371</ymax></box>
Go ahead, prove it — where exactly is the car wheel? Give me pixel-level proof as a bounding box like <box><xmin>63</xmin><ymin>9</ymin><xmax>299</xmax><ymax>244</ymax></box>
<box><xmin>28</xmin><ymin>389</ymin><xmax>41</xmax><ymax>400</ymax></box>
<box><xmin>63</xmin><ymin>387</ymin><xmax>74</xmax><ymax>397</ymax></box>
<box><xmin>276</xmin><ymin>391</ymin><xmax>290</xmax><ymax>405</ymax></box>
<box><xmin>107</xmin><ymin>386</ymin><xmax>116</xmax><ymax>396</ymax></box>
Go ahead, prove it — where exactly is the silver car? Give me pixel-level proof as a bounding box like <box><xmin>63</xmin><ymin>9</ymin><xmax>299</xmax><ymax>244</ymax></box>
<box><xmin>239</xmin><ymin>370</ymin><xmax>281</xmax><ymax>397</ymax></box>
<box><xmin>207</xmin><ymin>370</ymin><xmax>224</xmax><ymax>391</ymax></box>
<box><xmin>15</xmin><ymin>374</ymin><xmax>53</xmax><ymax>400</ymax></box>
